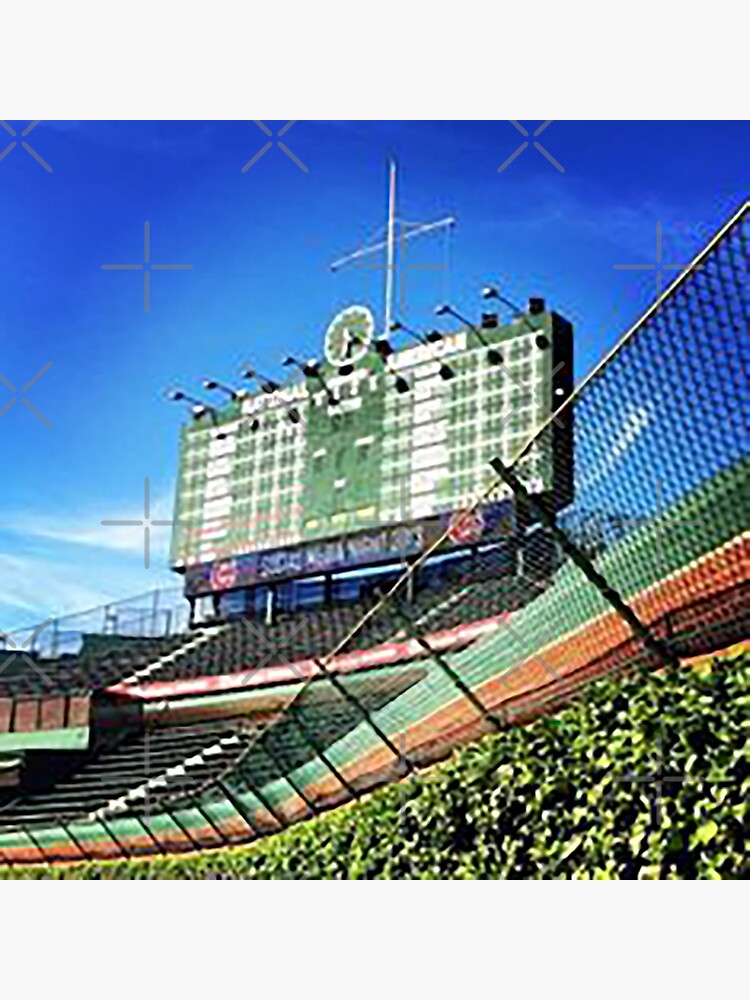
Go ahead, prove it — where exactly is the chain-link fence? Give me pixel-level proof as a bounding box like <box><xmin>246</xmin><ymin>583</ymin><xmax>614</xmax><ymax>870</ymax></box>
<box><xmin>221</xmin><ymin>199</ymin><xmax>748</xmax><ymax>832</ymax></box>
<box><xmin>0</xmin><ymin>586</ymin><xmax>190</xmax><ymax>659</ymax></box>
<box><xmin>0</xmin><ymin>201</ymin><xmax>747</xmax><ymax>865</ymax></box>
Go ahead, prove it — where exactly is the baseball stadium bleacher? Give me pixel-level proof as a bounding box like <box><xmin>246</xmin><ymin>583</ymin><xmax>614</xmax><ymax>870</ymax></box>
<box><xmin>0</xmin><ymin>200</ymin><xmax>746</xmax><ymax>868</ymax></box>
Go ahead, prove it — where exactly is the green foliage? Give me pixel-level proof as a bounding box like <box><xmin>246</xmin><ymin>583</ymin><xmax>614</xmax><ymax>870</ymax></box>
<box><xmin>3</xmin><ymin>655</ymin><xmax>748</xmax><ymax>880</ymax></box>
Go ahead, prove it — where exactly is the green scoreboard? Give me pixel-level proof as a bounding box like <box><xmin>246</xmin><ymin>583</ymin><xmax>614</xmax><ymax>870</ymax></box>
<box><xmin>171</xmin><ymin>300</ymin><xmax>573</xmax><ymax>596</ymax></box>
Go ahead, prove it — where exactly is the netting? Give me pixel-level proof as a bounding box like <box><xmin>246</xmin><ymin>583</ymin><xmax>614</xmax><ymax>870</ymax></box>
<box><xmin>203</xmin><ymin>199</ymin><xmax>749</xmax><ymax>834</ymax></box>
<box><xmin>0</xmin><ymin>201</ymin><xmax>747</xmax><ymax>864</ymax></box>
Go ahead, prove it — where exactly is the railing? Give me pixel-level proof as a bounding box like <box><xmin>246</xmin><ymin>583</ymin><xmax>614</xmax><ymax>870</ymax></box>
<box><xmin>0</xmin><ymin>585</ymin><xmax>190</xmax><ymax>659</ymax></box>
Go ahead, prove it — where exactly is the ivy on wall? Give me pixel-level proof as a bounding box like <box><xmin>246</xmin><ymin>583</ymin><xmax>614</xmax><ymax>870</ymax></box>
<box><xmin>3</xmin><ymin>654</ymin><xmax>747</xmax><ymax>880</ymax></box>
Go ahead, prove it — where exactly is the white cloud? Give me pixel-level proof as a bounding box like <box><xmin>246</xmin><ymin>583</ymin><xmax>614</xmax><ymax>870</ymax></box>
<box><xmin>6</xmin><ymin>487</ymin><xmax>177</xmax><ymax>558</ymax></box>
<box><xmin>0</xmin><ymin>547</ymin><xmax>178</xmax><ymax>636</ymax></box>
<box><xmin>0</xmin><ymin>553</ymin><xmax>113</xmax><ymax>619</ymax></box>
<box><xmin>0</xmin><ymin>488</ymin><xmax>181</xmax><ymax>633</ymax></box>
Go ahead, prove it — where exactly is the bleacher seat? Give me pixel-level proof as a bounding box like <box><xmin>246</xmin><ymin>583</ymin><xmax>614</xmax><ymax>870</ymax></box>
<box><xmin>0</xmin><ymin>718</ymin><xmax>263</xmax><ymax>828</ymax></box>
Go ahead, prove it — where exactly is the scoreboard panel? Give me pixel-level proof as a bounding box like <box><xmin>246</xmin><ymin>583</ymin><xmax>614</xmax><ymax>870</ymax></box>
<box><xmin>171</xmin><ymin>302</ymin><xmax>573</xmax><ymax>595</ymax></box>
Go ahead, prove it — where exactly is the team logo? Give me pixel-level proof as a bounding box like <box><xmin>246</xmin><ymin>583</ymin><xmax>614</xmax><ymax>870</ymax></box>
<box><xmin>210</xmin><ymin>559</ymin><xmax>237</xmax><ymax>591</ymax></box>
<box><xmin>447</xmin><ymin>508</ymin><xmax>485</xmax><ymax>544</ymax></box>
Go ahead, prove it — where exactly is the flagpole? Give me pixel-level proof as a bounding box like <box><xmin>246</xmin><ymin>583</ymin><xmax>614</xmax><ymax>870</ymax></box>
<box><xmin>384</xmin><ymin>159</ymin><xmax>397</xmax><ymax>336</ymax></box>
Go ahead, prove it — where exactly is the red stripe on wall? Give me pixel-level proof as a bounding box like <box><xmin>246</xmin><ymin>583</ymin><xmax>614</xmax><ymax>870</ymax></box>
<box><xmin>106</xmin><ymin>617</ymin><xmax>503</xmax><ymax>702</ymax></box>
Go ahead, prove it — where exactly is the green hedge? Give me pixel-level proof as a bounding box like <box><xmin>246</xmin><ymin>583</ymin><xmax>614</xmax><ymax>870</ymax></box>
<box><xmin>2</xmin><ymin>655</ymin><xmax>747</xmax><ymax>879</ymax></box>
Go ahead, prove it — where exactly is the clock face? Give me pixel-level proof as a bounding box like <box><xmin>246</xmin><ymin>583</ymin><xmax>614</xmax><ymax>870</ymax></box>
<box><xmin>324</xmin><ymin>305</ymin><xmax>374</xmax><ymax>367</ymax></box>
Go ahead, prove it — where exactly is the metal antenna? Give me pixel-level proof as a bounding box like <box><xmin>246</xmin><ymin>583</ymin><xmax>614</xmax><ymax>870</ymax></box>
<box><xmin>329</xmin><ymin>160</ymin><xmax>456</xmax><ymax>335</ymax></box>
<box><xmin>384</xmin><ymin>159</ymin><xmax>397</xmax><ymax>339</ymax></box>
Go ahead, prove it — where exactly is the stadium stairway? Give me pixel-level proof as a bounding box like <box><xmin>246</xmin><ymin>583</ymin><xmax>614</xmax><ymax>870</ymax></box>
<box><xmin>0</xmin><ymin>566</ymin><xmax>516</xmax><ymax>748</ymax></box>
<box><xmin>0</xmin><ymin>718</ymin><xmax>265</xmax><ymax>828</ymax></box>
<box><xmin>0</xmin><ymin>663</ymin><xmax>428</xmax><ymax>857</ymax></box>
<box><xmin>0</xmin><ymin>629</ymin><xmax>220</xmax><ymax>699</ymax></box>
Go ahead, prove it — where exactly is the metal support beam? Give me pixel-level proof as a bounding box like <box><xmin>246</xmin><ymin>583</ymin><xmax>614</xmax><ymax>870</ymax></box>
<box><xmin>21</xmin><ymin>823</ymin><xmax>50</xmax><ymax>866</ymax></box>
<box><xmin>128</xmin><ymin>811</ymin><xmax>168</xmax><ymax>854</ymax></box>
<box><xmin>154</xmin><ymin>805</ymin><xmax>203</xmax><ymax>853</ymax></box>
<box><xmin>287</xmin><ymin>704</ymin><xmax>361</xmax><ymax>800</ymax></box>
<box><xmin>392</xmin><ymin>605</ymin><xmax>506</xmax><ymax>732</ymax></box>
<box><xmin>216</xmin><ymin>773</ymin><xmax>287</xmax><ymax>834</ymax></box>
<box><xmin>312</xmin><ymin>657</ymin><xmax>413</xmax><ymax>774</ymax></box>
<box><xmin>258</xmin><ymin>739</ymin><xmax>319</xmax><ymax>816</ymax></box>
<box><xmin>54</xmin><ymin>815</ymin><xmax>92</xmax><ymax>863</ymax></box>
<box><xmin>489</xmin><ymin>457</ymin><xmax>678</xmax><ymax>670</ymax></box>
<box><xmin>214</xmin><ymin>777</ymin><xmax>259</xmax><ymax>835</ymax></box>
<box><xmin>183</xmin><ymin>795</ymin><xmax>232</xmax><ymax>847</ymax></box>
<box><xmin>96</xmin><ymin>816</ymin><xmax>131</xmax><ymax>859</ymax></box>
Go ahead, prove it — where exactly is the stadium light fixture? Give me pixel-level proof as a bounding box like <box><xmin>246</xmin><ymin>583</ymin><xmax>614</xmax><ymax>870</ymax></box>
<box><xmin>375</xmin><ymin>338</ymin><xmax>394</xmax><ymax>359</ymax></box>
<box><xmin>373</xmin><ymin>337</ymin><xmax>410</xmax><ymax>392</ymax></box>
<box><xmin>483</xmin><ymin>287</ymin><xmax>547</xmax><ymax>345</ymax></box>
<box><xmin>284</xmin><ymin>356</ymin><xmax>339</xmax><ymax>406</ymax></box>
<box><xmin>203</xmin><ymin>379</ymin><xmax>244</xmax><ymax>401</ymax></box>
<box><xmin>220</xmin><ymin>415</ymin><xmax>261</xmax><ymax>440</ymax></box>
<box><xmin>391</xmin><ymin>319</ymin><xmax>455</xmax><ymax>379</ymax></box>
<box><xmin>390</xmin><ymin>319</ymin><xmax>444</xmax><ymax>345</ymax></box>
<box><xmin>241</xmin><ymin>365</ymin><xmax>280</xmax><ymax>394</ymax></box>
<box><xmin>482</xmin><ymin>286</ymin><xmax>523</xmax><ymax>314</ymax></box>
<box><xmin>166</xmin><ymin>389</ymin><xmax>217</xmax><ymax>419</ymax></box>
<box><xmin>436</xmin><ymin>302</ymin><xmax>504</xmax><ymax>368</ymax></box>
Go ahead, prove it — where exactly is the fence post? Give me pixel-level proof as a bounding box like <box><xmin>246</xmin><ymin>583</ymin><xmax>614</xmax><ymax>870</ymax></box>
<box><xmin>287</xmin><ymin>703</ymin><xmax>362</xmax><ymax>800</ymax></box>
<box><xmin>392</xmin><ymin>604</ymin><xmax>506</xmax><ymax>732</ymax></box>
<box><xmin>258</xmin><ymin>737</ymin><xmax>320</xmax><ymax>816</ymax></box>
<box><xmin>312</xmin><ymin>657</ymin><xmax>413</xmax><ymax>775</ymax></box>
<box><xmin>151</xmin><ymin>590</ymin><xmax>160</xmax><ymax>637</ymax></box>
<box><xmin>489</xmin><ymin>457</ymin><xmax>678</xmax><ymax>672</ymax></box>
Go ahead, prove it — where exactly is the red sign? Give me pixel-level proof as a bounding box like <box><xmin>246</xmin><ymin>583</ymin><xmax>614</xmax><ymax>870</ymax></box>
<box><xmin>447</xmin><ymin>508</ymin><xmax>485</xmax><ymax>544</ymax></box>
<box><xmin>210</xmin><ymin>560</ymin><xmax>236</xmax><ymax>591</ymax></box>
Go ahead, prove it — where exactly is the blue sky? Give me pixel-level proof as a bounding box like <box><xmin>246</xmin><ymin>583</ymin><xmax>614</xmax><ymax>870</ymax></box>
<box><xmin>1</xmin><ymin>120</ymin><xmax>747</xmax><ymax>633</ymax></box>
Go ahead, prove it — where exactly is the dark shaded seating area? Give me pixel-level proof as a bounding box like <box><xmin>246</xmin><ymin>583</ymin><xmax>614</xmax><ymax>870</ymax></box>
<box><xmin>0</xmin><ymin>718</ymin><xmax>262</xmax><ymax>828</ymax></box>
<box><xmin>0</xmin><ymin>634</ymin><xmax>192</xmax><ymax>698</ymax></box>
<box><xmin>1</xmin><ymin>547</ymin><xmax>530</xmax><ymax>702</ymax></box>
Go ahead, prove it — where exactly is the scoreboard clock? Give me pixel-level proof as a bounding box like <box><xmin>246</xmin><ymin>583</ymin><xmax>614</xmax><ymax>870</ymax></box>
<box><xmin>324</xmin><ymin>305</ymin><xmax>374</xmax><ymax>367</ymax></box>
<box><xmin>171</xmin><ymin>300</ymin><xmax>573</xmax><ymax>594</ymax></box>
